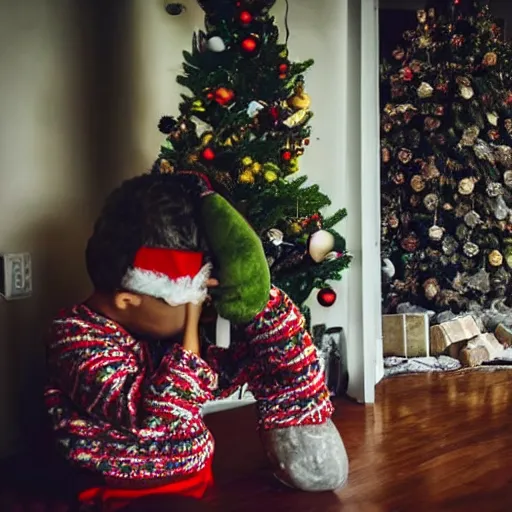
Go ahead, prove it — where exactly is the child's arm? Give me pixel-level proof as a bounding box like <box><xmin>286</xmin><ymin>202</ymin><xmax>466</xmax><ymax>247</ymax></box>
<box><xmin>242</xmin><ymin>286</ymin><xmax>333</xmax><ymax>429</ymax></box>
<box><xmin>47</xmin><ymin>317</ymin><xmax>217</xmax><ymax>432</ymax></box>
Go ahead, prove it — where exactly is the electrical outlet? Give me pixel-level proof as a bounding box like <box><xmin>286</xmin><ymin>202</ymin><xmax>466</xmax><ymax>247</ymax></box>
<box><xmin>0</xmin><ymin>252</ymin><xmax>32</xmax><ymax>300</ymax></box>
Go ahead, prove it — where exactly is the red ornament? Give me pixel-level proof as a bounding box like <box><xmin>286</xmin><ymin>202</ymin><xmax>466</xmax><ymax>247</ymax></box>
<box><xmin>279</xmin><ymin>63</ymin><xmax>288</xmax><ymax>73</ymax></box>
<box><xmin>202</xmin><ymin>148</ymin><xmax>215</xmax><ymax>161</ymax></box>
<box><xmin>206</xmin><ymin>92</ymin><xmax>215</xmax><ymax>100</ymax></box>
<box><xmin>239</xmin><ymin>10</ymin><xmax>253</xmax><ymax>24</ymax></box>
<box><xmin>304</xmin><ymin>138</ymin><xmax>310</xmax><ymax>146</ymax></box>
<box><xmin>269</xmin><ymin>106</ymin><xmax>280</xmax><ymax>120</ymax></box>
<box><xmin>281</xmin><ymin>150</ymin><xmax>292</xmax><ymax>161</ymax></box>
<box><xmin>402</xmin><ymin>67</ymin><xmax>414</xmax><ymax>81</ymax></box>
<box><xmin>317</xmin><ymin>288</ymin><xmax>337</xmax><ymax>307</ymax></box>
<box><xmin>214</xmin><ymin>87</ymin><xmax>235</xmax><ymax>105</ymax></box>
<box><xmin>241</xmin><ymin>35</ymin><xmax>259</xmax><ymax>54</ymax></box>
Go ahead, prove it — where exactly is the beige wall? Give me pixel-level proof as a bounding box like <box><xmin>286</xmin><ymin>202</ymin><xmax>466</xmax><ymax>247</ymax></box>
<box><xmin>0</xmin><ymin>0</ymin><xmax>145</xmax><ymax>456</ymax></box>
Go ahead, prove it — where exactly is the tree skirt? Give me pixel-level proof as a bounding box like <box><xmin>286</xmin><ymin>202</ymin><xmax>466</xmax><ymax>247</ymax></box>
<box><xmin>384</xmin><ymin>355</ymin><xmax>461</xmax><ymax>377</ymax></box>
<box><xmin>384</xmin><ymin>348</ymin><xmax>512</xmax><ymax>378</ymax></box>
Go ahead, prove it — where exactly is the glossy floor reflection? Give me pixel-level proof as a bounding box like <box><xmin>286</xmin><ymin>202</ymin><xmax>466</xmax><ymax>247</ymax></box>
<box><xmin>124</xmin><ymin>369</ymin><xmax>511</xmax><ymax>511</ymax></box>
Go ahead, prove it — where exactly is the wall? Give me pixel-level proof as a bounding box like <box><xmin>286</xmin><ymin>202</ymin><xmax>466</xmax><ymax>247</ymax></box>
<box><xmin>0</xmin><ymin>0</ymin><xmax>143</xmax><ymax>457</ymax></box>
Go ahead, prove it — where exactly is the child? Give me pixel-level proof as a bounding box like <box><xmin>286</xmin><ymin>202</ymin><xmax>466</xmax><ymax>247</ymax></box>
<box><xmin>45</xmin><ymin>172</ymin><xmax>348</xmax><ymax>510</ymax></box>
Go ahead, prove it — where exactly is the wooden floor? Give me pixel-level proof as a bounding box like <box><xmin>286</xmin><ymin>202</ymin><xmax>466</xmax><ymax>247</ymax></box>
<box><xmin>2</xmin><ymin>369</ymin><xmax>511</xmax><ymax>511</ymax></box>
<box><xmin>135</xmin><ymin>369</ymin><xmax>512</xmax><ymax>512</ymax></box>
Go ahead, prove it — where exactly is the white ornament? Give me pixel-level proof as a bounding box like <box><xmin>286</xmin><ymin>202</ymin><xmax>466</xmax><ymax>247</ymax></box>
<box><xmin>247</xmin><ymin>101</ymin><xmax>265</xmax><ymax>118</ymax></box>
<box><xmin>487</xmin><ymin>111</ymin><xmax>499</xmax><ymax>126</ymax></box>
<box><xmin>190</xmin><ymin>116</ymin><xmax>212</xmax><ymax>137</ymax></box>
<box><xmin>309</xmin><ymin>230</ymin><xmax>335</xmax><ymax>263</ymax></box>
<box><xmin>417</xmin><ymin>82</ymin><xmax>433</xmax><ymax>99</ymax></box>
<box><xmin>207</xmin><ymin>36</ymin><xmax>226</xmax><ymax>52</ymax></box>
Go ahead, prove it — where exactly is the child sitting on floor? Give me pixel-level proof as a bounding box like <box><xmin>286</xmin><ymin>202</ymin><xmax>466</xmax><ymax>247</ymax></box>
<box><xmin>45</xmin><ymin>172</ymin><xmax>348</xmax><ymax>511</ymax></box>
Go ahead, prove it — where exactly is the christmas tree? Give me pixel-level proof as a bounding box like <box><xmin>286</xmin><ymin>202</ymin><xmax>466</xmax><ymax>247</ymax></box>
<box><xmin>152</xmin><ymin>0</ymin><xmax>351</xmax><ymax>315</ymax></box>
<box><xmin>381</xmin><ymin>0</ymin><xmax>512</xmax><ymax>315</ymax></box>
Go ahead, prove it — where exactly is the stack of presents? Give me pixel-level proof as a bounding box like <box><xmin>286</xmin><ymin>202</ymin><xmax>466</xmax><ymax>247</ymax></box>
<box><xmin>382</xmin><ymin>313</ymin><xmax>512</xmax><ymax>367</ymax></box>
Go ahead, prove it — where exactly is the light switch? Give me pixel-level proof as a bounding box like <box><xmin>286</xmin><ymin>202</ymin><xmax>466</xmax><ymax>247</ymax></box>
<box><xmin>0</xmin><ymin>252</ymin><xmax>32</xmax><ymax>300</ymax></box>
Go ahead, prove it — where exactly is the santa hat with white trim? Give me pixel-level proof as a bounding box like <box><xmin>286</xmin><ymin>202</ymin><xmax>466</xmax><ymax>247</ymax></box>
<box><xmin>121</xmin><ymin>246</ymin><xmax>212</xmax><ymax>306</ymax></box>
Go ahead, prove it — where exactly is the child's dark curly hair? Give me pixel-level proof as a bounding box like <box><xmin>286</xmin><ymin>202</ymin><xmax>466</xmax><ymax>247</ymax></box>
<box><xmin>86</xmin><ymin>173</ymin><xmax>208</xmax><ymax>293</ymax></box>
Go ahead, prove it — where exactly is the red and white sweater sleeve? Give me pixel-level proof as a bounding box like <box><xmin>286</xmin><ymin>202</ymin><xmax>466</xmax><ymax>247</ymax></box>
<box><xmin>47</xmin><ymin>319</ymin><xmax>218</xmax><ymax>432</ymax></box>
<box><xmin>242</xmin><ymin>286</ymin><xmax>333</xmax><ymax>428</ymax></box>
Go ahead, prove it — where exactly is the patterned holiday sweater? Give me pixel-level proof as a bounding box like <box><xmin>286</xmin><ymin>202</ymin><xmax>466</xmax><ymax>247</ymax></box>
<box><xmin>45</xmin><ymin>287</ymin><xmax>332</xmax><ymax>484</ymax></box>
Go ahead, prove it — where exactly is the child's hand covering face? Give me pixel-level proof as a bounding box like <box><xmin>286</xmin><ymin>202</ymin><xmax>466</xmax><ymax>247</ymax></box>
<box><xmin>119</xmin><ymin>278</ymin><xmax>220</xmax><ymax>341</ymax></box>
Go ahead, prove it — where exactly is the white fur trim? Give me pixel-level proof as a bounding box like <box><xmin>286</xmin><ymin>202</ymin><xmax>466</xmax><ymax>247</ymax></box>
<box><xmin>121</xmin><ymin>263</ymin><xmax>212</xmax><ymax>306</ymax></box>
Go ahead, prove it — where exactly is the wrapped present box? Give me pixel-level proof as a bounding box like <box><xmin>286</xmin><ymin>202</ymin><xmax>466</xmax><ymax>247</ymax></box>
<box><xmin>382</xmin><ymin>313</ymin><xmax>430</xmax><ymax>358</ymax></box>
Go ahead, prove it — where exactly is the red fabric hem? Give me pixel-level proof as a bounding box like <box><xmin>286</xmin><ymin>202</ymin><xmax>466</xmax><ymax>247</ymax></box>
<box><xmin>78</xmin><ymin>460</ymin><xmax>213</xmax><ymax>511</ymax></box>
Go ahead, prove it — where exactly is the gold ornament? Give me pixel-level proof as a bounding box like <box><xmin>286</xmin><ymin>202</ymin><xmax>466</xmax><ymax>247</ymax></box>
<box><xmin>201</xmin><ymin>132</ymin><xmax>214</xmax><ymax>145</ymax></box>
<box><xmin>264</xmin><ymin>170</ymin><xmax>278</xmax><ymax>183</ymax></box>
<box><xmin>410</xmin><ymin>175</ymin><xmax>425</xmax><ymax>192</ymax></box>
<box><xmin>460</xmin><ymin>126</ymin><xmax>480</xmax><ymax>146</ymax></box>
<box><xmin>187</xmin><ymin>153</ymin><xmax>199</xmax><ymax>164</ymax></box>
<box><xmin>421</xmin><ymin>158</ymin><xmax>440</xmax><ymax>180</ymax></box>
<box><xmin>288</xmin><ymin>158</ymin><xmax>299</xmax><ymax>173</ymax></box>
<box><xmin>191</xmin><ymin>99</ymin><xmax>206</xmax><ymax>112</ymax></box>
<box><xmin>283</xmin><ymin>109</ymin><xmax>308</xmax><ymax>128</ymax></box>
<box><xmin>288</xmin><ymin>84</ymin><xmax>311</xmax><ymax>110</ymax></box>
<box><xmin>417</xmin><ymin>82</ymin><xmax>434</xmax><ymax>99</ymax></box>
<box><xmin>482</xmin><ymin>52</ymin><xmax>498</xmax><ymax>67</ymax></box>
<box><xmin>251</xmin><ymin>162</ymin><xmax>262</xmax><ymax>174</ymax></box>
<box><xmin>239</xmin><ymin>170</ymin><xmax>255</xmax><ymax>184</ymax></box>
<box><xmin>489</xmin><ymin>250</ymin><xmax>503</xmax><ymax>267</ymax></box>
<box><xmin>458</xmin><ymin>178</ymin><xmax>475</xmax><ymax>195</ymax></box>
<box><xmin>159</xmin><ymin>159</ymin><xmax>174</xmax><ymax>174</ymax></box>
<box><xmin>223</xmin><ymin>133</ymin><xmax>240</xmax><ymax>146</ymax></box>
<box><xmin>423</xmin><ymin>278</ymin><xmax>440</xmax><ymax>300</ymax></box>
<box><xmin>418</xmin><ymin>36</ymin><xmax>432</xmax><ymax>49</ymax></box>
<box><xmin>241</xmin><ymin>156</ymin><xmax>253</xmax><ymax>167</ymax></box>
<box><xmin>289</xmin><ymin>222</ymin><xmax>302</xmax><ymax>235</ymax></box>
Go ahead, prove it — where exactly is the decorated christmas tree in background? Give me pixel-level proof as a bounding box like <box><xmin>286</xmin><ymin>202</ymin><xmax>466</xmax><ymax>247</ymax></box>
<box><xmin>380</xmin><ymin>0</ymin><xmax>512</xmax><ymax>317</ymax></box>
<box><xmin>152</xmin><ymin>0</ymin><xmax>351</xmax><ymax>317</ymax></box>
